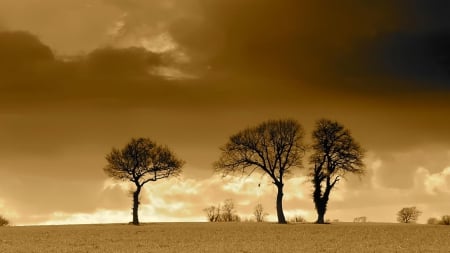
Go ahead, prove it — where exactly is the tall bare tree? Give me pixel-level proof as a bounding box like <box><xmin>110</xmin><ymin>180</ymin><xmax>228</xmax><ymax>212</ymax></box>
<box><xmin>215</xmin><ymin>119</ymin><xmax>306</xmax><ymax>224</ymax></box>
<box><xmin>310</xmin><ymin>119</ymin><xmax>365</xmax><ymax>224</ymax></box>
<box><xmin>397</xmin><ymin>207</ymin><xmax>422</xmax><ymax>223</ymax></box>
<box><xmin>104</xmin><ymin>137</ymin><xmax>184</xmax><ymax>225</ymax></box>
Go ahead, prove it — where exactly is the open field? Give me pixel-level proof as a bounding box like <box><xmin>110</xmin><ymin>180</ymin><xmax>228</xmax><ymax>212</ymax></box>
<box><xmin>0</xmin><ymin>222</ymin><xmax>449</xmax><ymax>252</ymax></box>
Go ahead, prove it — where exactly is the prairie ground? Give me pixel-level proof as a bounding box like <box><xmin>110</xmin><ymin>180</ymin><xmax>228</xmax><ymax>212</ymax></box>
<box><xmin>0</xmin><ymin>222</ymin><xmax>449</xmax><ymax>252</ymax></box>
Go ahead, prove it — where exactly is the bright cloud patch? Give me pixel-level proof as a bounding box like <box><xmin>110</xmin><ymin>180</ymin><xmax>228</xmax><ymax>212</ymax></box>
<box><xmin>422</xmin><ymin>167</ymin><xmax>450</xmax><ymax>194</ymax></box>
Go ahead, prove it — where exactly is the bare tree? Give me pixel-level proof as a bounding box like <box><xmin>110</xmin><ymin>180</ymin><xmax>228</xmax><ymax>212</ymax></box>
<box><xmin>427</xmin><ymin>217</ymin><xmax>439</xmax><ymax>225</ymax></box>
<box><xmin>397</xmin><ymin>207</ymin><xmax>422</xmax><ymax>223</ymax></box>
<box><xmin>440</xmin><ymin>215</ymin><xmax>450</xmax><ymax>225</ymax></box>
<box><xmin>221</xmin><ymin>199</ymin><xmax>236</xmax><ymax>222</ymax></box>
<box><xmin>204</xmin><ymin>200</ymin><xmax>241</xmax><ymax>222</ymax></box>
<box><xmin>203</xmin><ymin>205</ymin><xmax>221</xmax><ymax>222</ymax></box>
<box><xmin>309</xmin><ymin>119</ymin><xmax>365</xmax><ymax>224</ymax></box>
<box><xmin>0</xmin><ymin>215</ymin><xmax>9</xmax><ymax>226</ymax></box>
<box><xmin>104</xmin><ymin>137</ymin><xmax>184</xmax><ymax>225</ymax></box>
<box><xmin>215</xmin><ymin>119</ymin><xmax>306</xmax><ymax>224</ymax></box>
<box><xmin>253</xmin><ymin>203</ymin><xmax>268</xmax><ymax>222</ymax></box>
<box><xmin>353</xmin><ymin>216</ymin><xmax>367</xmax><ymax>223</ymax></box>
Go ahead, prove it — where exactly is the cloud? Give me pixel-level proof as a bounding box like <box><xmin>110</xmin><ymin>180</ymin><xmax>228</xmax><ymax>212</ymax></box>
<box><xmin>0</xmin><ymin>0</ymin><xmax>121</xmax><ymax>53</ymax></box>
<box><xmin>318</xmin><ymin>155</ymin><xmax>450</xmax><ymax>223</ymax></box>
<box><xmin>422</xmin><ymin>167</ymin><xmax>450</xmax><ymax>195</ymax></box>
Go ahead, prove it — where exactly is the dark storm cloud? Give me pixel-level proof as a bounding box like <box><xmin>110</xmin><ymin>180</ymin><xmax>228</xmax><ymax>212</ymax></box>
<box><xmin>0</xmin><ymin>30</ymin><xmax>190</xmax><ymax>109</ymax></box>
<box><xmin>167</xmin><ymin>0</ymin><xmax>449</xmax><ymax>93</ymax></box>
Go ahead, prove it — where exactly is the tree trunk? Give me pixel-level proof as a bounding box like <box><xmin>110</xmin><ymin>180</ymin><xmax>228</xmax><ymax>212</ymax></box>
<box><xmin>313</xmin><ymin>178</ymin><xmax>324</xmax><ymax>224</ymax></box>
<box><xmin>314</xmin><ymin>182</ymin><xmax>332</xmax><ymax>224</ymax></box>
<box><xmin>132</xmin><ymin>186</ymin><xmax>141</xmax><ymax>225</ymax></box>
<box><xmin>276</xmin><ymin>183</ymin><xmax>287</xmax><ymax>224</ymax></box>
<box><xmin>316</xmin><ymin>200</ymin><xmax>326</xmax><ymax>224</ymax></box>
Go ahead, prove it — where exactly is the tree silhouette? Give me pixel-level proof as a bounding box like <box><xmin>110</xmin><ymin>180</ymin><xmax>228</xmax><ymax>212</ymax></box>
<box><xmin>309</xmin><ymin>119</ymin><xmax>365</xmax><ymax>224</ymax></box>
<box><xmin>203</xmin><ymin>205</ymin><xmax>221</xmax><ymax>222</ymax></box>
<box><xmin>427</xmin><ymin>217</ymin><xmax>439</xmax><ymax>225</ymax></box>
<box><xmin>0</xmin><ymin>215</ymin><xmax>9</xmax><ymax>226</ymax></box>
<box><xmin>440</xmin><ymin>215</ymin><xmax>450</xmax><ymax>225</ymax></box>
<box><xmin>104</xmin><ymin>137</ymin><xmax>184</xmax><ymax>225</ymax></box>
<box><xmin>397</xmin><ymin>207</ymin><xmax>421</xmax><ymax>223</ymax></box>
<box><xmin>221</xmin><ymin>199</ymin><xmax>236</xmax><ymax>222</ymax></box>
<box><xmin>215</xmin><ymin>119</ymin><xmax>305</xmax><ymax>224</ymax></box>
<box><xmin>203</xmin><ymin>199</ymin><xmax>241</xmax><ymax>222</ymax></box>
<box><xmin>253</xmin><ymin>203</ymin><xmax>268</xmax><ymax>222</ymax></box>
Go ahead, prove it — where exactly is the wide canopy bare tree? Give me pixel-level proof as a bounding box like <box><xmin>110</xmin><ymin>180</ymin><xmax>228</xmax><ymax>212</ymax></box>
<box><xmin>397</xmin><ymin>207</ymin><xmax>421</xmax><ymax>223</ymax></box>
<box><xmin>310</xmin><ymin>119</ymin><xmax>365</xmax><ymax>224</ymax></box>
<box><xmin>215</xmin><ymin>119</ymin><xmax>305</xmax><ymax>224</ymax></box>
<box><xmin>104</xmin><ymin>137</ymin><xmax>184</xmax><ymax>225</ymax></box>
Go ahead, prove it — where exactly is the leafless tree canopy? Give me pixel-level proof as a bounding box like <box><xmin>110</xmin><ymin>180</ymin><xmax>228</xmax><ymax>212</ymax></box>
<box><xmin>253</xmin><ymin>203</ymin><xmax>268</xmax><ymax>222</ymax></box>
<box><xmin>104</xmin><ymin>137</ymin><xmax>184</xmax><ymax>225</ymax></box>
<box><xmin>397</xmin><ymin>207</ymin><xmax>422</xmax><ymax>223</ymax></box>
<box><xmin>215</xmin><ymin>119</ymin><xmax>306</xmax><ymax>224</ymax></box>
<box><xmin>310</xmin><ymin>119</ymin><xmax>365</xmax><ymax>224</ymax></box>
<box><xmin>0</xmin><ymin>215</ymin><xmax>9</xmax><ymax>226</ymax></box>
<box><xmin>215</xmin><ymin>119</ymin><xmax>305</xmax><ymax>179</ymax></box>
<box><xmin>104</xmin><ymin>138</ymin><xmax>183</xmax><ymax>186</ymax></box>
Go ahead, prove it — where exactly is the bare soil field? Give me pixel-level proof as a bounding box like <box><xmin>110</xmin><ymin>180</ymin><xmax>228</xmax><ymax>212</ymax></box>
<box><xmin>0</xmin><ymin>222</ymin><xmax>449</xmax><ymax>252</ymax></box>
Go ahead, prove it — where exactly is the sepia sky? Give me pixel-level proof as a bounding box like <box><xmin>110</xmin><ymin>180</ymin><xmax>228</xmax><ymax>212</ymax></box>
<box><xmin>0</xmin><ymin>0</ymin><xmax>449</xmax><ymax>225</ymax></box>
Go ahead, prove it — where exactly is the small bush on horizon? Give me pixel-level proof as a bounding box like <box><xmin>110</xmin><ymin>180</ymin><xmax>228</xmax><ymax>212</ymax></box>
<box><xmin>0</xmin><ymin>215</ymin><xmax>9</xmax><ymax>226</ymax></box>
<box><xmin>289</xmin><ymin>215</ymin><xmax>307</xmax><ymax>223</ymax></box>
<box><xmin>440</xmin><ymin>215</ymin><xmax>450</xmax><ymax>225</ymax></box>
<box><xmin>426</xmin><ymin>215</ymin><xmax>450</xmax><ymax>225</ymax></box>
<box><xmin>427</xmin><ymin>217</ymin><xmax>439</xmax><ymax>225</ymax></box>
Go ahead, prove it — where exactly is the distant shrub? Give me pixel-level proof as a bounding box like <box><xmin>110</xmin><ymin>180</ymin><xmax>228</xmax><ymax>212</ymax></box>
<box><xmin>440</xmin><ymin>215</ymin><xmax>450</xmax><ymax>225</ymax></box>
<box><xmin>289</xmin><ymin>215</ymin><xmax>306</xmax><ymax>223</ymax></box>
<box><xmin>253</xmin><ymin>203</ymin><xmax>268</xmax><ymax>222</ymax></box>
<box><xmin>0</xmin><ymin>215</ymin><xmax>9</xmax><ymax>226</ymax></box>
<box><xmin>353</xmin><ymin>216</ymin><xmax>367</xmax><ymax>223</ymax></box>
<box><xmin>204</xmin><ymin>199</ymin><xmax>241</xmax><ymax>222</ymax></box>
<box><xmin>427</xmin><ymin>217</ymin><xmax>439</xmax><ymax>225</ymax></box>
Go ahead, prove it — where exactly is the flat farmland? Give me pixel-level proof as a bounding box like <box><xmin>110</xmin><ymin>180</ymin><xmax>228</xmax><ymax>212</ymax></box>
<box><xmin>0</xmin><ymin>222</ymin><xmax>449</xmax><ymax>252</ymax></box>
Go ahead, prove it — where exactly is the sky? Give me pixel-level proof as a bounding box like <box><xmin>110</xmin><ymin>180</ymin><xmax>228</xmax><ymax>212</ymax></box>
<box><xmin>0</xmin><ymin>0</ymin><xmax>449</xmax><ymax>225</ymax></box>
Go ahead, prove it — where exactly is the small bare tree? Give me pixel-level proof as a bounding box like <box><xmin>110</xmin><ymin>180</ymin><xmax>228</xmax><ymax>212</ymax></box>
<box><xmin>427</xmin><ymin>217</ymin><xmax>439</xmax><ymax>225</ymax></box>
<box><xmin>215</xmin><ymin>119</ymin><xmax>306</xmax><ymax>224</ymax></box>
<box><xmin>104</xmin><ymin>137</ymin><xmax>184</xmax><ymax>225</ymax></box>
<box><xmin>353</xmin><ymin>216</ymin><xmax>367</xmax><ymax>223</ymax></box>
<box><xmin>440</xmin><ymin>215</ymin><xmax>450</xmax><ymax>225</ymax></box>
<box><xmin>221</xmin><ymin>199</ymin><xmax>236</xmax><ymax>222</ymax></box>
<box><xmin>0</xmin><ymin>215</ymin><xmax>9</xmax><ymax>226</ymax></box>
<box><xmin>204</xmin><ymin>199</ymin><xmax>241</xmax><ymax>222</ymax></box>
<box><xmin>397</xmin><ymin>207</ymin><xmax>422</xmax><ymax>223</ymax></box>
<box><xmin>253</xmin><ymin>203</ymin><xmax>268</xmax><ymax>222</ymax></box>
<box><xmin>203</xmin><ymin>205</ymin><xmax>221</xmax><ymax>222</ymax></box>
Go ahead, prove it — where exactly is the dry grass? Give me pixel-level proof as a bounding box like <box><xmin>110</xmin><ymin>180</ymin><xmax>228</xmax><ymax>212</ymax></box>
<box><xmin>0</xmin><ymin>222</ymin><xmax>449</xmax><ymax>252</ymax></box>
